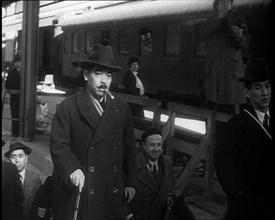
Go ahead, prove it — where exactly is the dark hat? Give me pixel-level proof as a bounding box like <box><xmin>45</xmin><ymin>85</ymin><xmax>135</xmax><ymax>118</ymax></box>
<box><xmin>128</xmin><ymin>56</ymin><xmax>140</xmax><ymax>67</ymax></box>
<box><xmin>4</xmin><ymin>139</ymin><xmax>32</xmax><ymax>158</ymax></box>
<box><xmin>78</xmin><ymin>44</ymin><xmax>122</xmax><ymax>72</ymax></box>
<box><xmin>238</xmin><ymin>58</ymin><xmax>271</xmax><ymax>82</ymax></box>
<box><xmin>141</xmin><ymin>128</ymin><xmax>163</xmax><ymax>143</ymax></box>
<box><xmin>12</xmin><ymin>53</ymin><xmax>21</xmax><ymax>63</ymax></box>
<box><xmin>213</xmin><ymin>0</ymin><xmax>234</xmax><ymax>10</ymax></box>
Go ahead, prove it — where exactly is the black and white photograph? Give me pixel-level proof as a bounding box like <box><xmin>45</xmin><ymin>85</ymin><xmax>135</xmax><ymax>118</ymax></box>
<box><xmin>2</xmin><ymin>1</ymin><xmax>272</xmax><ymax>219</ymax></box>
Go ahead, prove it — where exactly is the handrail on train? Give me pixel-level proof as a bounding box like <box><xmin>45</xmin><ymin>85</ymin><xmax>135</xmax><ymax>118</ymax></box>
<box><xmin>112</xmin><ymin>92</ymin><xmax>162</xmax><ymax>129</ymax></box>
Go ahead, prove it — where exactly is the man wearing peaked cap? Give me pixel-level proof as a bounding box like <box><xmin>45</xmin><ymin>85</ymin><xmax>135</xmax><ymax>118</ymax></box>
<box><xmin>215</xmin><ymin>58</ymin><xmax>272</xmax><ymax>219</ymax></box>
<box><xmin>4</xmin><ymin>138</ymin><xmax>42</xmax><ymax>220</ymax></box>
<box><xmin>50</xmin><ymin>44</ymin><xmax>138</xmax><ymax>220</ymax></box>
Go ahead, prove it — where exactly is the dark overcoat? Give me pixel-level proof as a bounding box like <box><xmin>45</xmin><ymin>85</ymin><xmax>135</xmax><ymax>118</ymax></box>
<box><xmin>5</xmin><ymin>67</ymin><xmax>20</xmax><ymax>136</ymax></box>
<box><xmin>2</xmin><ymin>161</ymin><xmax>24</xmax><ymax>220</ymax></box>
<box><xmin>123</xmin><ymin>70</ymin><xmax>142</xmax><ymax>96</ymax></box>
<box><xmin>122</xmin><ymin>70</ymin><xmax>144</xmax><ymax>117</ymax></box>
<box><xmin>199</xmin><ymin>10</ymin><xmax>249</xmax><ymax>105</ymax></box>
<box><xmin>130</xmin><ymin>152</ymin><xmax>173</xmax><ymax>219</ymax></box>
<box><xmin>215</xmin><ymin>105</ymin><xmax>272</xmax><ymax>219</ymax></box>
<box><xmin>23</xmin><ymin>169</ymin><xmax>42</xmax><ymax>220</ymax></box>
<box><xmin>50</xmin><ymin>87</ymin><xmax>137</xmax><ymax>220</ymax></box>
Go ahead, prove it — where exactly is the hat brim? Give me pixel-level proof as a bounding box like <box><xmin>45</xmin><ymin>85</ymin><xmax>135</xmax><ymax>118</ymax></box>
<box><xmin>238</xmin><ymin>76</ymin><xmax>271</xmax><ymax>82</ymax></box>
<box><xmin>78</xmin><ymin>60</ymin><xmax>122</xmax><ymax>72</ymax></box>
<box><xmin>4</xmin><ymin>144</ymin><xmax>32</xmax><ymax>158</ymax></box>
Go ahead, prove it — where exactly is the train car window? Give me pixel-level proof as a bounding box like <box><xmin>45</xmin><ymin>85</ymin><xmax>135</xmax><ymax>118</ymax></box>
<box><xmin>118</xmin><ymin>29</ymin><xmax>130</xmax><ymax>55</ymax></box>
<box><xmin>140</xmin><ymin>28</ymin><xmax>152</xmax><ymax>56</ymax></box>
<box><xmin>194</xmin><ymin>21</ymin><xmax>208</xmax><ymax>58</ymax></box>
<box><xmin>64</xmin><ymin>33</ymin><xmax>69</xmax><ymax>53</ymax></box>
<box><xmin>101</xmin><ymin>30</ymin><xmax>110</xmax><ymax>46</ymax></box>
<box><xmin>85</xmin><ymin>31</ymin><xmax>94</xmax><ymax>54</ymax></box>
<box><xmin>165</xmin><ymin>24</ymin><xmax>180</xmax><ymax>56</ymax></box>
<box><xmin>71</xmin><ymin>32</ymin><xmax>79</xmax><ymax>54</ymax></box>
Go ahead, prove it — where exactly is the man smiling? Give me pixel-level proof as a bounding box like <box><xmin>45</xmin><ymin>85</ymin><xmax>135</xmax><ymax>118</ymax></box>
<box><xmin>214</xmin><ymin>58</ymin><xmax>272</xmax><ymax>219</ymax></box>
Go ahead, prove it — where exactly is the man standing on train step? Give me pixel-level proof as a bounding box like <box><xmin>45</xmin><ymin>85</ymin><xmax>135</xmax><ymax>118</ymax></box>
<box><xmin>214</xmin><ymin>58</ymin><xmax>272</xmax><ymax>219</ymax></box>
<box><xmin>50</xmin><ymin>44</ymin><xmax>138</xmax><ymax>220</ymax></box>
<box><xmin>199</xmin><ymin>0</ymin><xmax>249</xmax><ymax>114</ymax></box>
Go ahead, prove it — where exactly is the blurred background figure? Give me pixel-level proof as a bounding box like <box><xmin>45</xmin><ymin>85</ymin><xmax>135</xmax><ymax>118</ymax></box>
<box><xmin>199</xmin><ymin>0</ymin><xmax>249</xmax><ymax>114</ymax></box>
<box><xmin>123</xmin><ymin>56</ymin><xmax>145</xmax><ymax>118</ymax></box>
<box><xmin>5</xmin><ymin>54</ymin><xmax>22</xmax><ymax>137</ymax></box>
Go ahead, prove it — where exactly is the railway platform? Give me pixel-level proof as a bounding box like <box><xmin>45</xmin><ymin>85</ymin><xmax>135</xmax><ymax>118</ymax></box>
<box><xmin>2</xmin><ymin>93</ymin><xmax>227</xmax><ymax>220</ymax></box>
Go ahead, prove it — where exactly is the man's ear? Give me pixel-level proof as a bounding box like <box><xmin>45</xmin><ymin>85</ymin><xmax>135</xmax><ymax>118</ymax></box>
<box><xmin>83</xmin><ymin>69</ymin><xmax>88</xmax><ymax>81</ymax></box>
<box><xmin>245</xmin><ymin>88</ymin><xmax>250</xmax><ymax>99</ymax></box>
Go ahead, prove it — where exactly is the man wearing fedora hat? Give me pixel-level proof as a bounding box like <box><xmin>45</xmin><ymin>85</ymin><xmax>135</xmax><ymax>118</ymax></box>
<box><xmin>4</xmin><ymin>138</ymin><xmax>42</xmax><ymax>220</ymax></box>
<box><xmin>50</xmin><ymin>44</ymin><xmax>138</xmax><ymax>220</ymax></box>
<box><xmin>214</xmin><ymin>58</ymin><xmax>272</xmax><ymax>219</ymax></box>
<box><xmin>2</xmin><ymin>139</ymin><xmax>25</xmax><ymax>220</ymax></box>
<box><xmin>5</xmin><ymin>53</ymin><xmax>22</xmax><ymax>137</ymax></box>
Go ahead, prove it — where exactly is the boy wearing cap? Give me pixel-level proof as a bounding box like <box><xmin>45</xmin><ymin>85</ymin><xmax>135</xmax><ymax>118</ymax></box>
<box><xmin>4</xmin><ymin>139</ymin><xmax>42</xmax><ymax>220</ymax></box>
<box><xmin>199</xmin><ymin>0</ymin><xmax>249</xmax><ymax>113</ymax></box>
<box><xmin>50</xmin><ymin>44</ymin><xmax>137</xmax><ymax>220</ymax></box>
<box><xmin>214</xmin><ymin>58</ymin><xmax>272</xmax><ymax>219</ymax></box>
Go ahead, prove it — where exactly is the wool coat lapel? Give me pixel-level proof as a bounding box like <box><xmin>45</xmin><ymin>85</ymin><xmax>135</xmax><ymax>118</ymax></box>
<box><xmin>245</xmin><ymin>105</ymin><xmax>272</xmax><ymax>139</ymax></box>
<box><xmin>91</xmin><ymin>96</ymin><xmax>119</xmax><ymax>145</ymax></box>
<box><xmin>76</xmin><ymin>88</ymin><xmax>120</xmax><ymax>145</ymax></box>
<box><xmin>137</xmin><ymin>153</ymin><xmax>159</xmax><ymax>192</ymax></box>
<box><xmin>76</xmin><ymin>88</ymin><xmax>100</xmax><ymax>131</ymax></box>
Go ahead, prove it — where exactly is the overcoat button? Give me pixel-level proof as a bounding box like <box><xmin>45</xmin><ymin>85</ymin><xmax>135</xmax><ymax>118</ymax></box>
<box><xmin>90</xmin><ymin>146</ymin><xmax>95</xmax><ymax>150</ymax></box>
<box><xmin>113</xmin><ymin>165</ymin><xmax>117</xmax><ymax>172</ymax></box>
<box><xmin>89</xmin><ymin>189</ymin><xmax>94</xmax><ymax>195</ymax></box>
<box><xmin>89</xmin><ymin>166</ymin><xmax>95</xmax><ymax>173</ymax></box>
<box><xmin>113</xmin><ymin>187</ymin><xmax>118</xmax><ymax>194</ymax></box>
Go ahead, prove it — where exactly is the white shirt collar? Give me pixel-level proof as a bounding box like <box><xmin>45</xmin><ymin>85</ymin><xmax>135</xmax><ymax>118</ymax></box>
<box><xmin>147</xmin><ymin>160</ymin><xmax>159</xmax><ymax>171</ymax></box>
<box><xmin>255</xmin><ymin>109</ymin><xmax>270</xmax><ymax>124</ymax></box>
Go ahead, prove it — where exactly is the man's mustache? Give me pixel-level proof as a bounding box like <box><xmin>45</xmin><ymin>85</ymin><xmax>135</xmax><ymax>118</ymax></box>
<box><xmin>98</xmin><ymin>85</ymin><xmax>108</xmax><ymax>89</ymax></box>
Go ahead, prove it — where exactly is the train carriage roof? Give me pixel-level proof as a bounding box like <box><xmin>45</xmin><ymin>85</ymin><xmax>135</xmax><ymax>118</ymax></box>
<box><xmin>61</xmin><ymin>0</ymin><xmax>271</xmax><ymax>29</ymax></box>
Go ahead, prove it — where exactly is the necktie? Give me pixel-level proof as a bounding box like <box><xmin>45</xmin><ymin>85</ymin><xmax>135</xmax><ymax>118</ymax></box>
<box><xmin>263</xmin><ymin>114</ymin><xmax>269</xmax><ymax>131</ymax></box>
<box><xmin>19</xmin><ymin>174</ymin><xmax>23</xmax><ymax>185</ymax></box>
<box><xmin>100</xmin><ymin>99</ymin><xmax>106</xmax><ymax>109</ymax></box>
<box><xmin>152</xmin><ymin>163</ymin><xmax>158</xmax><ymax>182</ymax></box>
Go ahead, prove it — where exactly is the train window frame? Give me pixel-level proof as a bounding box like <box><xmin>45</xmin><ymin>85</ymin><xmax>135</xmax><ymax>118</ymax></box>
<box><xmin>71</xmin><ymin>32</ymin><xmax>79</xmax><ymax>54</ymax></box>
<box><xmin>165</xmin><ymin>24</ymin><xmax>181</xmax><ymax>57</ymax></box>
<box><xmin>118</xmin><ymin>28</ymin><xmax>130</xmax><ymax>55</ymax></box>
<box><xmin>194</xmin><ymin>19</ymin><xmax>208</xmax><ymax>58</ymax></box>
<box><xmin>101</xmin><ymin>30</ymin><xmax>110</xmax><ymax>46</ymax></box>
<box><xmin>85</xmin><ymin>31</ymin><xmax>94</xmax><ymax>54</ymax></box>
<box><xmin>140</xmin><ymin>28</ymin><xmax>153</xmax><ymax>57</ymax></box>
<box><xmin>63</xmin><ymin>33</ymin><xmax>69</xmax><ymax>54</ymax></box>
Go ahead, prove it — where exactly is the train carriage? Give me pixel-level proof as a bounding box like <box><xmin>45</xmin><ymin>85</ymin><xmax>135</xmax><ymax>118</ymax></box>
<box><xmin>58</xmin><ymin>0</ymin><xmax>271</xmax><ymax>104</ymax></box>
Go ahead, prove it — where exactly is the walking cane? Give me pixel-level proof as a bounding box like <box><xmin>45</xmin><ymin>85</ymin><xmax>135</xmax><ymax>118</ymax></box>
<box><xmin>73</xmin><ymin>187</ymin><xmax>82</xmax><ymax>220</ymax></box>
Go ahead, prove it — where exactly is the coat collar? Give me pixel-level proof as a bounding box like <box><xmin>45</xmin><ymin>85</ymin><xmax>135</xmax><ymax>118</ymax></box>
<box><xmin>137</xmin><ymin>152</ymin><xmax>171</xmax><ymax>193</ymax></box>
<box><xmin>244</xmin><ymin>105</ymin><xmax>272</xmax><ymax>139</ymax></box>
<box><xmin>76</xmin><ymin>87</ymin><xmax>119</xmax><ymax>145</ymax></box>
